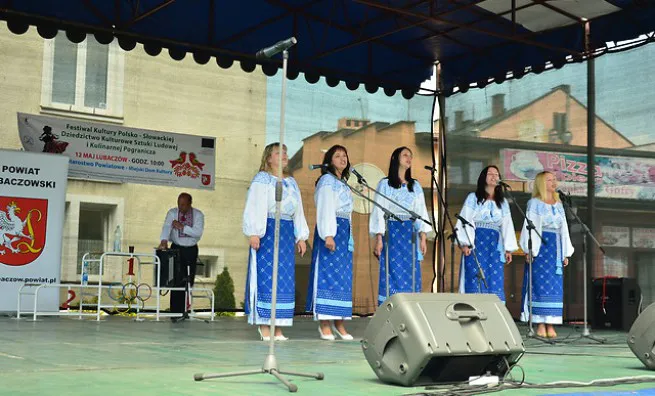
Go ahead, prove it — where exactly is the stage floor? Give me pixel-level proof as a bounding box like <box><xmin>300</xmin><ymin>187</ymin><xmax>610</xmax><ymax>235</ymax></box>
<box><xmin>0</xmin><ymin>314</ymin><xmax>653</xmax><ymax>396</ymax></box>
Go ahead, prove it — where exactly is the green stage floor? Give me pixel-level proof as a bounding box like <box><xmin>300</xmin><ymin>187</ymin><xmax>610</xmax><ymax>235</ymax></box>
<box><xmin>0</xmin><ymin>314</ymin><xmax>653</xmax><ymax>396</ymax></box>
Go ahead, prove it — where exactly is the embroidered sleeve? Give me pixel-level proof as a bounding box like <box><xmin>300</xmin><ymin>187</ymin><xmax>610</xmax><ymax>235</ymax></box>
<box><xmin>520</xmin><ymin>198</ymin><xmax>543</xmax><ymax>256</ymax></box>
<box><xmin>500</xmin><ymin>199</ymin><xmax>518</xmax><ymax>252</ymax></box>
<box><xmin>558</xmin><ymin>203</ymin><xmax>575</xmax><ymax>258</ymax></box>
<box><xmin>369</xmin><ymin>179</ymin><xmax>389</xmax><ymax>236</ymax></box>
<box><xmin>412</xmin><ymin>180</ymin><xmax>433</xmax><ymax>235</ymax></box>
<box><xmin>316</xmin><ymin>175</ymin><xmax>337</xmax><ymax>239</ymax></box>
<box><xmin>455</xmin><ymin>192</ymin><xmax>477</xmax><ymax>248</ymax></box>
<box><xmin>242</xmin><ymin>173</ymin><xmax>269</xmax><ymax>238</ymax></box>
<box><xmin>159</xmin><ymin>208</ymin><xmax>175</xmax><ymax>241</ymax></box>
<box><xmin>182</xmin><ymin>209</ymin><xmax>204</xmax><ymax>239</ymax></box>
<box><xmin>290</xmin><ymin>178</ymin><xmax>310</xmax><ymax>242</ymax></box>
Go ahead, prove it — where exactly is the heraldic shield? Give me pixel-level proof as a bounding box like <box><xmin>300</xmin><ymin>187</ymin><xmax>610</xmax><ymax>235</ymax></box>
<box><xmin>0</xmin><ymin>196</ymin><xmax>48</xmax><ymax>266</ymax></box>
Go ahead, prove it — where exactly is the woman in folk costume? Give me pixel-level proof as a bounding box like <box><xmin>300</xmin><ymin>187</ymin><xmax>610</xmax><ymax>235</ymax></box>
<box><xmin>306</xmin><ymin>145</ymin><xmax>355</xmax><ymax>341</ymax></box>
<box><xmin>519</xmin><ymin>171</ymin><xmax>574</xmax><ymax>338</ymax></box>
<box><xmin>370</xmin><ymin>146</ymin><xmax>432</xmax><ymax>305</ymax></box>
<box><xmin>243</xmin><ymin>142</ymin><xmax>309</xmax><ymax>341</ymax></box>
<box><xmin>455</xmin><ymin>165</ymin><xmax>518</xmax><ymax>302</ymax></box>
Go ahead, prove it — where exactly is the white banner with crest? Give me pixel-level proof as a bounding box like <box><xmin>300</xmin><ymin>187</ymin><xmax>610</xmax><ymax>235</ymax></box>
<box><xmin>17</xmin><ymin>112</ymin><xmax>216</xmax><ymax>190</ymax></box>
<box><xmin>0</xmin><ymin>149</ymin><xmax>68</xmax><ymax>312</ymax></box>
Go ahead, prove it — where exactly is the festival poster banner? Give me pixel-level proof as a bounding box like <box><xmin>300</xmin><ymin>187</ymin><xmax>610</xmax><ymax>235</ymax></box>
<box><xmin>632</xmin><ymin>228</ymin><xmax>655</xmax><ymax>249</ymax></box>
<box><xmin>601</xmin><ymin>226</ymin><xmax>630</xmax><ymax>248</ymax></box>
<box><xmin>501</xmin><ymin>149</ymin><xmax>655</xmax><ymax>200</ymax></box>
<box><xmin>17</xmin><ymin>112</ymin><xmax>216</xmax><ymax>190</ymax></box>
<box><xmin>0</xmin><ymin>149</ymin><xmax>68</xmax><ymax>313</ymax></box>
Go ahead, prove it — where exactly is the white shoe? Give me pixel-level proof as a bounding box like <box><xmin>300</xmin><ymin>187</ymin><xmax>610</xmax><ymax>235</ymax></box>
<box><xmin>257</xmin><ymin>327</ymin><xmax>270</xmax><ymax>341</ymax></box>
<box><xmin>318</xmin><ymin>326</ymin><xmax>335</xmax><ymax>341</ymax></box>
<box><xmin>331</xmin><ymin>323</ymin><xmax>354</xmax><ymax>341</ymax></box>
<box><xmin>275</xmin><ymin>334</ymin><xmax>289</xmax><ymax>341</ymax></box>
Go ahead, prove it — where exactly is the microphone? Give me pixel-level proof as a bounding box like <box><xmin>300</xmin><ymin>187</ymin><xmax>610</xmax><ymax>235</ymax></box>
<box><xmin>256</xmin><ymin>37</ymin><xmax>297</xmax><ymax>59</ymax></box>
<box><xmin>497</xmin><ymin>179</ymin><xmax>511</xmax><ymax>188</ymax></box>
<box><xmin>557</xmin><ymin>189</ymin><xmax>570</xmax><ymax>202</ymax></box>
<box><xmin>308</xmin><ymin>164</ymin><xmax>327</xmax><ymax>170</ymax></box>
<box><xmin>455</xmin><ymin>214</ymin><xmax>472</xmax><ymax>227</ymax></box>
<box><xmin>350</xmin><ymin>167</ymin><xmax>367</xmax><ymax>184</ymax></box>
<box><xmin>424</xmin><ymin>165</ymin><xmax>437</xmax><ymax>172</ymax></box>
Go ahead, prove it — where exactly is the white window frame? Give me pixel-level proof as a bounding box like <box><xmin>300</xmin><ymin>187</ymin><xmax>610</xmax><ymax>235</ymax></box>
<box><xmin>41</xmin><ymin>34</ymin><xmax>125</xmax><ymax>122</ymax></box>
<box><xmin>196</xmin><ymin>248</ymin><xmax>226</xmax><ymax>282</ymax></box>
<box><xmin>61</xmin><ymin>194</ymin><xmax>125</xmax><ymax>283</ymax></box>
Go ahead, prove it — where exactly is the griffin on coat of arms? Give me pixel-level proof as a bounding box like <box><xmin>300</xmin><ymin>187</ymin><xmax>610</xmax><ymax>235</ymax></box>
<box><xmin>0</xmin><ymin>201</ymin><xmax>33</xmax><ymax>255</ymax></box>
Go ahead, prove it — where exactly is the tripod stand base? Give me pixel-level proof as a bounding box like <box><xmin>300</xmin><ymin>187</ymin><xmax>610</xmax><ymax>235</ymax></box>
<box><xmin>524</xmin><ymin>326</ymin><xmax>556</xmax><ymax>344</ymax></box>
<box><xmin>170</xmin><ymin>310</ymin><xmax>210</xmax><ymax>323</ymax></box>
<box><xmin>565</xmin><ymin>326</ymin><xmax>606</xmax><ymax>344</ymax></box>
<box><xmin>193</xmin><ymin>354</ymin><xmax>324</xmax><ymax>393</ymax></box>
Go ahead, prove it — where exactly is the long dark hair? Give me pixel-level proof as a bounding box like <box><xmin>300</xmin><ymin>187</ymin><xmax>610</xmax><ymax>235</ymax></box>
<box><xmin>387</xmin><ymin>146</ymin><xmax>415</xmax><ymax>192</ymax></box>
<box><xmin>475</xmin><ymin>165</ymin><xmax>504</xmax><ymax>209</ymax></box>
<box><xmin>315</xmin><ymin>145</ymin><xmax>351</xmax><ymax>185</ymax></box>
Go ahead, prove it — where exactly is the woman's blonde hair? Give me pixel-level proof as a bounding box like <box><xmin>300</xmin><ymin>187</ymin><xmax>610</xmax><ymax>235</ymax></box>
<box><xmin>532</xmin><ymin>171</ymin><xmax>560</xmax><ymax>202</ymax></box>
<box><xmin>259</xmin><ymin>142</ymin><xmax>289</xmax><ymax>175</ymax></box>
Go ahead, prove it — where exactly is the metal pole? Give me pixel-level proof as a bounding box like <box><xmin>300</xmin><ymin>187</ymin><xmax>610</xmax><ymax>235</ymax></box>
<box><xmin>437</xmin><ymin>62</ymin><xmax>447</xmax><ymax>292</ymax></box>
<box><xmin>585</xmin><ymin>20</ymin><xmax>596</xmax><ymax>326</ymax></box>
<box><xmin>265</xmin><ymin>48</ymin><xmax>288</xmax><ymax>363</ymax></box>
<box><xmin>193</xmin><ymin>41</ymin><xmax>324</xmax><ymax>391</ymax></box>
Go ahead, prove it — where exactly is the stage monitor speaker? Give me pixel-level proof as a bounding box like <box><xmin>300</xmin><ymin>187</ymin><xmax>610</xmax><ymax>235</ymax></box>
<box><xmin>361</xmin><ymin>293</ymin><xmax>525</xmax><ymax>387</ymax></box>
<box><xmin>155</xmin><ymin>248</ymin><xmax>181</xmax><ymax>288</ymax></box>
<box><xmin>627</xmin><ymin>302</ymin><xmax>655</xmax><ymax>370</ymax></box>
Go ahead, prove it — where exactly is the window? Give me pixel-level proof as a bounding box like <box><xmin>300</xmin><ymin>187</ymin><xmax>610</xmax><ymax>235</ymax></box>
<box><xmin>41</xmin><ymin>33</ymin><xmax>124</xmax><ymax>120</ymax></box>
<box><xmin>468</xmin><ymin>160</ymin><xmax>484</xmax><ymax>184</ymax></box>
<box><xmin>449</xmin><ymin>159</ymin><xmax>484</xmax><ymax>185</ymax></box>
<box><xmin>77</xmin><ymin>203</ymin><xmax>116</xmax><ymax>275</ymax></box>
<box><xmin>602</xmin><ymin>250</ymin><xmax>629</xmax><ymax>277</ymax></box>
<box><xmin>448</xmin><ymin>163</ymin><xmax>463</xmax><ymax>184</ymax></box>
<box><xmin>197</xmin><ymin>251</ymin><xmax>225</xmax><ymax>279</ymax></box>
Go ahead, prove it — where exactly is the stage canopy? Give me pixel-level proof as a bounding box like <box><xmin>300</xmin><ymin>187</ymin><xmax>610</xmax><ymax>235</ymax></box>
<box><xmin>1</xmin><ymin>1</ymin><xmax>655</xmax><ymax>97</ymax></box>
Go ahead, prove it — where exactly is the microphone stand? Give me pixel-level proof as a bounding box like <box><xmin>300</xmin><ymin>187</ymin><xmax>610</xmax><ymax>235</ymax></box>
<box><xmin>560</xmin><ymin>193</ymin><xmax>606</xmax><ymax>344</ymax></box>
<box><xmin>194</xmin><ymin>42</ymin><xmax>324</xmax><ymax>393</ymax></box>
<box><xmin>500</xmin><ymin>183</ymin><xmax>552</xmax><ymax>344</ymax></box>
<box><xmin>447</xmin><ymin>233</ymin><xmax>456</xmax><ymax>292</ymax></box>
<box><xmin>353</xmin><ymin>171</ymin><xmax>432</xmax><ymax>298</ymax></box>
<box><xmin>424</xmin><ymin>167</ymin><xmax>471</xmax><ymax>294</ymax></box>
<box><xmin>171</xmin><ymin>261</ymin><xmax>209</xmax><ymax>323</ymax></box>
<box><xmin>346</xmin><ymin>173</ymin><xmax>403</xmax><ymax>302</ymax></box>
<box><xmin>456</xmin><ymin>215</ymin><xmax>489</xmax><ymax>293</ymax></box>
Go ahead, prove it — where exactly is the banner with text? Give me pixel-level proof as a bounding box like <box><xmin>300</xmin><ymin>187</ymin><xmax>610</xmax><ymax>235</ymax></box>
<box><xmin>632</xmin><ymin>228</ymin><xmax>655</xmax><ymax>249</ymax></box>
<box><xmin>17</xmin><ymin>113</ymin><xmax>216</xmax><ymax>190</ymax></box>
<box><xmin>0</xmin><ymin>149</ymin><xmax>68</xmax><ymax>312</ymax></box>
<box><xmin>502</xmin><ymin>149</ymin><xmax>655</xmax><ymax>200</ymax></box>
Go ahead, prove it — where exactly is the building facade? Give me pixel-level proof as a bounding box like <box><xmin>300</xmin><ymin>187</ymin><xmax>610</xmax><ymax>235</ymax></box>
<box><xmin>0</xmin><ymin>23</ymin><xmax>267</xmax><ymax>310</ymax></box>
<box><xmin>289</xmin><ymin>118</ymin><xmax>438</xmax><ymax>314</ymax></box>
<box><xmin>442</xmin><ymin>85</ymin><xmax>655</xmax><ymax>319</ymax></box>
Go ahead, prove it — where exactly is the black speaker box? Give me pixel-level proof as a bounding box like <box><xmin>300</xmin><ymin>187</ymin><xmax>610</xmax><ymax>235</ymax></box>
<box><xmin>155</xmin><ymin>248</ymin><xmax>181</xmax><ymax>288</ymax></box>
<box><xmin>590</xmin><ymin>277</ymin><xmax>640</xmax><ymax>331</ymax></box>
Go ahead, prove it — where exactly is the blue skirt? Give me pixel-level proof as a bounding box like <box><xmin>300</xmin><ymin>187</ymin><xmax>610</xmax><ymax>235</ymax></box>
<box><xmin>459</xmin><ymin>226</ymin><xmax>506</xmax><ymax>302</ymax></box>
<box><xmin>378</xmin><ymin>220</ymin><xmax>421</xmax><ymax>305</ymax></box>
<box><xmin>306</xmin><ymin>217</ymin><xmax>353</xmax><ymax>318</ymax></box>
<box><xmin>520</xmin><ymin>230</ymin><xmax>564</xmax><ymax>324</ymax></box>
<box><xmin>244</xmin><ymin>217</ymin><xmax>296</xmax><ymax>324</ymax></box>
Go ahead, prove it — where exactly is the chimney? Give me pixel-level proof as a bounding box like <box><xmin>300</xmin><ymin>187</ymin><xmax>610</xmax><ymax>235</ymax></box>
<box><xmin>553</xmin><ymin>84</ymin><xmax>571</xmax><ymax>94</ymax></box>
<box><xmin>337</xmin><ymin>117</ymin><xmax>369</xmax><ymax>130</ymax></box>
<box><xmin>553</xmin><ymin>113</ymin><xmax>566</xmax><ymax>133</ymax></box>
<box><xmin>492</xmin><ymin>94</ymin><xmax>505</xmax><ymax>117</ymax></box>
<box><xmin>455</xmin><ymin>111</ymin><xmax>464</xmax><ymax>130</ymax></box>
